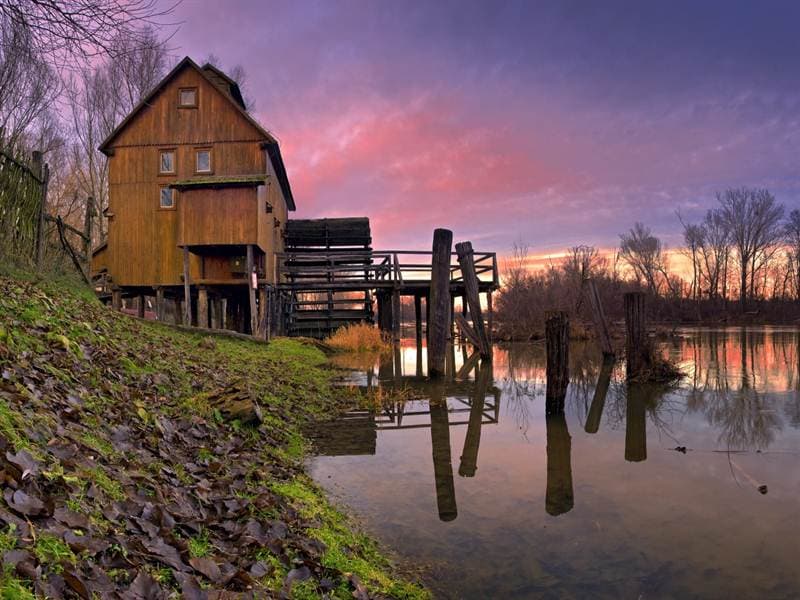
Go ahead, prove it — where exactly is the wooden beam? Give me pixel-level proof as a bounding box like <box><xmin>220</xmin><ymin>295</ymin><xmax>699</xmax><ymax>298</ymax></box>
<box><xmin>428</xmin><ymin>228</ymin><xmax>453</xmax><ymax>378</ymax></box>
<box><xmin>182</xmin><ymin>246</ymin><xmax>192</xmax><ymax>326</ymax></box>
<box><xmin>454</xmin><ymin>313</ymin><xmax>480</xmax><ymax>349</ymax></box>
<box><xmin>246</xmin><ymin>245</ymin><xmax>258</xmax><ymax>335</ymax></box>
<box><xmin>455</xmin><ymin>241</ymin><xmax>491</xmax><ymax>359</ymax></box>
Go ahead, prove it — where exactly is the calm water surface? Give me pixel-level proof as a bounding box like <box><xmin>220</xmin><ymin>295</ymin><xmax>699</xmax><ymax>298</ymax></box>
<box><xmin>308</xmin><ymin>328</ymin><xmax>800</xmax><ymax>599</ymax></box>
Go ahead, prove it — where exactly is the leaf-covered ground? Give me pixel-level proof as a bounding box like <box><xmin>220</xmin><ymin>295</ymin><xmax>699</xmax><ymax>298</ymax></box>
<box><xmin>0</xmin><ymin>273</ymin><xmax>428</xmax><ymax>599</ymax></box>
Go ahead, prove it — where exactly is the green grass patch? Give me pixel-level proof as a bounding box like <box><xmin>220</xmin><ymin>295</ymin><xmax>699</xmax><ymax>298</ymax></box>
<box><xmin>33</xmin><ymin>534</ymin><xmax>76</xmax><ymax>573</ymax></box>
<box><xmin>188</xmin><ymin>529</ymin><xmax>211</xmax><ymax>558</ymax></box>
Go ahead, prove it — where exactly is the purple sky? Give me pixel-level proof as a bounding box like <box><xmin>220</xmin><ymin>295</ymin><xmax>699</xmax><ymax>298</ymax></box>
<box><xmin>170</xmin><ymin>0</ymin><xmax>800</xmax><ymax>256</ymax></box>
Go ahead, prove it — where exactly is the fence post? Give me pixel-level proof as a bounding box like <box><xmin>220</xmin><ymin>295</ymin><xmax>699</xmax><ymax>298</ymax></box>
<box><xmin>428</xmin><ymin>228</ymin><xmax>453</xmax><ymax>378</ymax></box>
<box><xmin>33</xmin><ymin>151</ymin><xmax>49</xmax><ymax>268</ymax></box>
<box><xmin>545</xmin><ymin>311</ymin><xmax>570</xmax><ymax>414</ymax></box>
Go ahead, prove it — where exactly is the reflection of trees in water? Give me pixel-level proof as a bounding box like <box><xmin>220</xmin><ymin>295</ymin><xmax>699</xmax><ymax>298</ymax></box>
<box><xmin>682</xmin><ymin>328</ymin><xmax>784</xmax><ymax>451</ymax></box>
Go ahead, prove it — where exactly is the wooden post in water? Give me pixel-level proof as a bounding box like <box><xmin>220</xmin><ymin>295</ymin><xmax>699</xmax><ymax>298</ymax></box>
<box><xmin>428</xmin><ymin>228</ymin><xmax>453</xmax><ymax>378</ymax></box>
<box><xmin>455</xmin><ymin>241</ymin><xmax>491</xmax><ymax>359</ymax></box>
<box><xmin>182</xmin><ymin>246</ymin><xmax>192</xmax><ymax>326</ymax></box>
<box><xmin>584</xmin><ymin>278</ymin><xmax>614</xmax><ymax>357</ymax></box>
<box><xmin>197</xmin><ymin>287</ymin><xmax>209</xmax><ymax>328</ymax></box>
<box><xmin>246</xmin><ymin>245</ymin><xmax>258</xmax><ymax>335</ymax></box>
<box><xmin>624</xmin><ymin>292</ymin><xmax>649</xmax><ymax>380</ymax></box>
<box><xmin>545</xmin><ymin>311</ymin><xmax>570</xmax><ymax>414</ymax></box>
<box><xmin>155</xmin><ymin>287</ymin><xmax>165</xmax><ymax>321</ymax></box>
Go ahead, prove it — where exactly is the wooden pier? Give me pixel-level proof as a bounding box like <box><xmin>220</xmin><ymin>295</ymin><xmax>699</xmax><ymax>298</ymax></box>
<box><xmin>278</xmin><ymin>218</ymin><xmax>499</xmax><ymax>337</ymax></box>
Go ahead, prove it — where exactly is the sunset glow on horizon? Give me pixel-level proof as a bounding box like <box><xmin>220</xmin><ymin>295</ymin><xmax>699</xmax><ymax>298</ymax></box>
<box><xmin>170</xmin><ymin>0</ymin><xmax>800</xmax><ymax>257</ymax></box>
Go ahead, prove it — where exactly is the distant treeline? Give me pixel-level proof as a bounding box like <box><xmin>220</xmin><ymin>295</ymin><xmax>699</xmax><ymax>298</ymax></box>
<box><xmin>495</xmin><ymin>187</ymin><xmax>800</xmax><ymax>339</ymax></box>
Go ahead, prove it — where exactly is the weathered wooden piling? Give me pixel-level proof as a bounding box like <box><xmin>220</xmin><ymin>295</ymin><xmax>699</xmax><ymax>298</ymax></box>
<box><xmin>545</xmin><ymin>413</ymin><xmax>574</xmax><ymax>516</ymax></box>
<box><xmin>624</xmin><ymin>292</ymin><xmax>650</xmax><ymax>380</ymax></box>
<box><xmin>584</xmin><ymin>278</ymin><xmax>614</xmax><ymax>357</ymax></box>
<box><xmin>391</xmin><ymin>289</ymin><xmax>401</xmax><ymax>340</ymax></box>
<box><xmin>427</xmin><ymin>228</ymin><xmax>453</xmax><ymax>378</ymax></box>
<box><xmin>111</xmin><ymin>288</ymin><xmax>122</xmax><ymax>312</ymax></box>
<box><xmin>545</xmin><ymin>311</ymin><xmax>570</xmax><ymax>413</ymax></box>
<box><xmin>182</xmin><ymin>246</ymin><xmax>192</xmax><ymax>326</ymax></box>
<box><xmin>455</xmin><ymin>241</ymin><xmax>491</xmax><ymax>359</ymax></box>
<box><xmin>585</xmin><ymin>357</ymin><xmax>614</xmax><ymax>434</ymax></box>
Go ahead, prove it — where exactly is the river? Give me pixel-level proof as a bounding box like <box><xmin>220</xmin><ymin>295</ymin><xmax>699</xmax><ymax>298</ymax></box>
<box><xmin>308</xmin><ymin>327</ymin><xmax>800</xmax><ymax>599</ymax></box>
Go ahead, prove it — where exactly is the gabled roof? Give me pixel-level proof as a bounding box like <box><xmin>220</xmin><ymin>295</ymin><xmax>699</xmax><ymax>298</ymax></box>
<box><xmin>98</xmin><ymin>56</ymin><xmax>295</xmax><ymax>211</ymax></box>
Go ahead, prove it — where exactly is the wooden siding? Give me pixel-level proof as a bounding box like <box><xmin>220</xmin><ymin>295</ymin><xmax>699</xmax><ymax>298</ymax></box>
<box><xmin>99</xmin><ymin>62</ymin><xmax>291</xmax><ymax>287</ymax></box>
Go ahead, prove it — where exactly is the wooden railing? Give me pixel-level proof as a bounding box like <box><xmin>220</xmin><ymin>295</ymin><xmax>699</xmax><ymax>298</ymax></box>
<box><xmin>276</xmin><ymin>249</ymin><xmax>499</xmax><ymax>289</ymax></box>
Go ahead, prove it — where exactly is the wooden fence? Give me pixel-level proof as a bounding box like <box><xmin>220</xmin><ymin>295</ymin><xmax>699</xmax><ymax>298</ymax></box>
<box><xmin>0</xmin><ymin>149</ymin><xmax>48</xmax><ymax>263</ymax></box>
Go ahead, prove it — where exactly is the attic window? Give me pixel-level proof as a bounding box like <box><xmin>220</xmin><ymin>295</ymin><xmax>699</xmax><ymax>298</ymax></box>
<box><xmin>178</xmin><ymin>87</ymin><xmax>197</xmax><ymax>107</ymax></box>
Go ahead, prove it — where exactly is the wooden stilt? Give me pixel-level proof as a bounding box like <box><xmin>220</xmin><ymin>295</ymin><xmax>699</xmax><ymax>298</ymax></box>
<box><xmin>585</xmin><ymin>278</ymin><xmax>614</xmax><ymax>357</ymax></box>
<box><xmin>111</xmin><ymin>288</ymin><xmax>122</xmax><ymax>312</ymax></box>
<box><xmin>258</xmin><ymin>285</ymin><xmax>268</xmax><ymax>340</ymax></box>
<box><xmin>545</xmin><ymin>311</ymin><xmax>570</xmax><ymax>414</ymax></box>
<box><xmin>624</xmin><ymin>292</ymin><xmax>649</xmax><ymax>380</ymax></box>
<box><xmin>391</xmin><ymin>289</ymin><xmax>401</xmax><ymax>340</ymax></box>
<box><xmin>414</xmin><ymin>294</ymin><xmax>422</xmax><ymax>346</ymax></box>
<box><xmin>210</xmin><ymin>297</ymin><xmax>220</xmax><ymax>329</ymax></box>
<box><xmin>174</xmin><ymin>299</ymin><xmax>183</xmax><ymax>325</ymax></box>
<box><xmin>137</xmin><ymin>294</ymin><xmax>145</xmax><ymax>318</ymax></box>
<box><xmin>220</xmin><ymin>298</ymin><xmax>228</xmax><ymax>330</ymax></box>
<box><xmin>182</xmin><ymin>246</ymin><xmax>192</xmax><ymax>326</ymax></box>
<box><xmin>197</xmin><ymin>287</ymin><xmax>209</xmax><ymax>328</ymax></box>
<box><xmin>455</xmin><ymin>241</ymin><xmax>491</xmax><ymax>359</ymax></box>
<box><xmin>246</xmin><ymin>245</ymin><xmax>258</xmax><ymax>335</ymax></box>
<box><xmin>155</xmin><ymin>287</ymin><xmax>165</xmax><ymax>321</ymax></box>
<box><xmin>428</xmin><ymin>228</ymin><xmax>453</xmax><ymax>378</ymax></box>
<box><xmin>487</xmin><ymin>290</ymin><xmax>494</xmax><ymax>345</ymax></box>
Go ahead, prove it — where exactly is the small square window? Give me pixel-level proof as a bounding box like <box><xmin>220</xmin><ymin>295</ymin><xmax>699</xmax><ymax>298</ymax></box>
<box><xmin>179</xmin><ymin>87</ymin><xmax>197</xmax><ymax>107</ymax></box>
<box><xmin>196</xmin><ymin>149</ymin><xmax>211</xmax><ymax>173</ymax></box>
<box><xmin>159</xmin><ymin>150</ymin><xmax>174</xmax><ymax>174</ymax></box>
<box><xmin>159</xmin><ymin>187</ymin><xmax>175</xmax><ymax>209</ymax></box>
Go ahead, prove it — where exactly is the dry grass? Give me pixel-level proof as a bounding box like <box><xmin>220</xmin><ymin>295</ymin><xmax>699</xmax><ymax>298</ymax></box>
<box><xmin>326</xmin><ymin>323</ymin><xmax>389</xmax><ymax>353</ymax></box>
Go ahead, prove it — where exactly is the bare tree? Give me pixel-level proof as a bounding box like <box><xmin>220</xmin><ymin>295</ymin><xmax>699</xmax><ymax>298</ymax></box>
<box><xmin>696</xmin><ymin>209</ymin><xmax>731</xmax><ymax>301</ymax></box>
<box><xmin>619</xmin><ymin>222</ymin><xmax>668</xmax><ymax>294</ymax></box>
<box><xmin>0</xmin><ymin>17</ymin><xmax>60</xmax><ymax>150</ymax></box>
<box><xmin>678</xmin><ymin>213</ymin><xmax>704</xmax><ymax>301</ymax></box>
<box><xmin>784</xmin><ymin>209</ymin><xmax>800</xmax><ymax>300</ymax></box>
<box><xmin>717</xmin><ymin>188</ymin><xmax>785</xmax><ymax>310</ymax></box>
<box><xmin>0</xmin><ymin>0</ymin><xmax>177</xmax><ymax>69</ymax></box>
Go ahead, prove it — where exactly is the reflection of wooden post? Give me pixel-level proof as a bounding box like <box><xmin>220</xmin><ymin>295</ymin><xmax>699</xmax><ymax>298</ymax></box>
<box><xmin>155</xmin><ymin>287</ymin><xmax>165</xmax><ymax>321</ymax></box>
<box><xmin>455</xmin><ymin>241</ymin><xmax>491</xmax><ymax>359</ymax></box>
<box><xmin>545</xmin><ymin>413</ymin><xmax>574</xmax><ymax>516</ymax></box>
<box><xmin>625</xmin><ymin>386</ymin><xmax>647</xmax><ymax>462</ymax></box>
<box><xmin>197</xmin><ymin>287</ymin><xmax>209</xmax><ymax>328</ymax></box>
<box><xmin>429</xmin><ymin>388</ymin><xmax>457</xmax><ymax>521</ymax></box>
<box><xmin>182</xmin><ymin>246</ymin><xmax>192</xmax><ymax>326</ymax></box>
<box><xmin>428</xmin><ymin>229</ymin><xmax>453</xmax><ymax>378</ymax></box>
<box><xmin>459</xmin><ymin>360</ymin><xmax>491</xmax><ymax>477</ymax></box>
<box><xmin>584</xmin><ymin>278</ymin><xmax>614</xmax><ymax>357</ymax></box>
<box><xmin>625</xmin><ymin>292</ymin><xmax>649</xmax><ymax>380</ymax></box>
<box><xmin>545</xmin><ymin>311</ymin><xmax>570</xmax><ymax>414</ymax></box>
<box><xmin>585</xmin><ymin>357</ymin><xmax>614</xmax><ymax>433</ymax></box>
<box><xmin>246</xmin><ymin>245</ymin><xmax>258</xmax><ymax>335</ymax></box>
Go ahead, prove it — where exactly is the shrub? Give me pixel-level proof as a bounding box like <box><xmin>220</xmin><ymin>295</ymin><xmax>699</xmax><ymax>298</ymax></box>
<box><xmin>326</xmin><ymin>323</ymin><xmax>388</xmax><ymax>353</ymax></box>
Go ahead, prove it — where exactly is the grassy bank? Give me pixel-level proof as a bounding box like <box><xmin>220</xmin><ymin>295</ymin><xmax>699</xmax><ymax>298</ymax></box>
<box><xmin>0</xmin><ymin>270</ymin><xmax>427</xmax><ymax>599</ymax></box>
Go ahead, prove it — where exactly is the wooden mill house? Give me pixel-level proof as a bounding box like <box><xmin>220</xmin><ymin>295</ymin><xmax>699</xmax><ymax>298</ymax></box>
<box><xmin>93</xmin><ymin>56</ymin><xmax>294</xmax><ymax>334</ymax></box>
<box><xmin>93</xmin><ymin>56</ymin><xmax>499</xmax><ymax>341</ymax></box>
